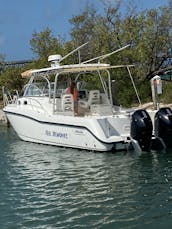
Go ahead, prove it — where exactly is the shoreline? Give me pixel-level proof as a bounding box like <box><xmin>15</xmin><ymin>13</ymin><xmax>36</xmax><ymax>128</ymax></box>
<box><xmin>0</xmin><ymin>109</ymin><xmax>8</xmax><ymax>124</ymax></box>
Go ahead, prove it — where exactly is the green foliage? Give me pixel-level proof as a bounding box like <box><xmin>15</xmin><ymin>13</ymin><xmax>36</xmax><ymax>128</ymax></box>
<box><xmin>160</xmin><ymin>81</ymin><xmax>172</xmax><ymax>104</ymax></box>
<box><xmin>68</xmin><ymin>1</ymin><xmax>172</xmax><ymax>106</ymax></box>
<box><xmin>30</xmin><ymin>27</ymin><xmax>64</xmax><ymax>66</ymax></box>
<box><xmin>0</xmin><ymin>67</ymin><xmax>24</xmax><ymax>100</ymax></box>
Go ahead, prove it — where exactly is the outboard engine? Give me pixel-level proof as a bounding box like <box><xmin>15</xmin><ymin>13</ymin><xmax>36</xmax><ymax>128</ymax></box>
<box><xmin>154</xmin><ymin>107</ymin><xmax>172</xmax><ymax>148</ymax></box>
<box><xmin>131</xmin><ymin>109</ymin><xmax>153</xmax><ymax>151</ymax></box>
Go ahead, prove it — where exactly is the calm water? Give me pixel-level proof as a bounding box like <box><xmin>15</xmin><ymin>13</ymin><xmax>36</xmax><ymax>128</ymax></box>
<box><xmin>0</xmin><ymin>126</ymin><xmax>172</xmax><ymax>229</ymax></box>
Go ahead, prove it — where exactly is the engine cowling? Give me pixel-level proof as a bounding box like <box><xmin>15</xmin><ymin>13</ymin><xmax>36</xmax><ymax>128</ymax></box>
<box><xmin>154</xmin><ymin>107</ymin><xmax>172</xmax><ymax>148</ymax></box>
<box><xmin>130</xmin><ymin>109</ymin><xmax>153</xmax><ymax>151</ymax></box>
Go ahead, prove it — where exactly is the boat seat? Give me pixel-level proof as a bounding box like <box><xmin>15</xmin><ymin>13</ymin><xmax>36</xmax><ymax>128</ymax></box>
<box><xmin>79</xmin><ymin>90</ymin><xmax>100</xmax><ymax>108</ymax></box>
<box><xmin>61</xmin><ymin>94</ymin><xmax>74</xmax><ymax>111</ymax></box>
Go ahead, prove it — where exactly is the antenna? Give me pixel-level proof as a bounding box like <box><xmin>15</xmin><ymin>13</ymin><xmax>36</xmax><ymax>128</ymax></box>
<box><xmin>82</xmin><ymin>44</ymin><xmax>130</xmax><ymax>64</ymax></box>
<box><xmin>60</xmin><ymin>42</ymin><xmax>89</xmax><ymax>62</ymax></box>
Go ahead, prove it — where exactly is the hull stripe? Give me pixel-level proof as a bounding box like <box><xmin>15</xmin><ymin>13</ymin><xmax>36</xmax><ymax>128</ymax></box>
<box><xmin>4</xmin><ymin>110</ymin><xmax>123</xmax><ymax>145</ymax></box>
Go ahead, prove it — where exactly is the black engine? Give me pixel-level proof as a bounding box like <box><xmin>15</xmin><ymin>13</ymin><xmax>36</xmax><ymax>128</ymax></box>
<box><xmin>130</xmin><ymin>109</ymin><xmax>153</xmax><ymax>151</ymax></box>
<box><xmin>154</xmin><ymin>107</ymin><xmax>172</xmax><ymax>148</ymax></box>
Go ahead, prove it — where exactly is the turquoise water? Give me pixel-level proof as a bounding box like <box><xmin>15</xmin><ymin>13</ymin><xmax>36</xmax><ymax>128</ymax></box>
<box><xmin>0</xmin><ymin>126</ymin><xmax>172</xmax><ymax>229</ymax></box>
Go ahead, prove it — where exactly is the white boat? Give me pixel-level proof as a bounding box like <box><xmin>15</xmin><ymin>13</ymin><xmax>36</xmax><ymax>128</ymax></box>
<box><xmin>3</xmin><ymin>44</ymin><xmax>155</xmax><ymax>152</ymax></box>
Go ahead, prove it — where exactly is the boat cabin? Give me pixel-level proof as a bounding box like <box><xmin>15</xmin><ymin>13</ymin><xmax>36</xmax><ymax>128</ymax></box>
<box><xmin>22</xmin><ymin>64</ymin><xmax>114</xmax><ymax>116</ymax></box>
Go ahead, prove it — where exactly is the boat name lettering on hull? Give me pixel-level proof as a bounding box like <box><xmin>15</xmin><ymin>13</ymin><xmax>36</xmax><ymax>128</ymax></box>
<box><xmin>45</xmin><ymin>130</ymin><xmax>68</xmax><ymax>139</ymax></box>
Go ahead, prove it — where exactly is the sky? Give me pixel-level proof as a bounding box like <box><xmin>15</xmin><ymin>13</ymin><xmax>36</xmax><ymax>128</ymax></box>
<box><xmin>0</xmin><ymin>0</ymin><xmax>169</xmax><ymax>61</ymax></box>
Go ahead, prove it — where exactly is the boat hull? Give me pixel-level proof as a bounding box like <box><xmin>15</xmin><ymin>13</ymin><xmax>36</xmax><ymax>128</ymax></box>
<box><xmin>4</xmin><ymin>111</ymin><xmax>119</xmax><ymax>151</ymax></box>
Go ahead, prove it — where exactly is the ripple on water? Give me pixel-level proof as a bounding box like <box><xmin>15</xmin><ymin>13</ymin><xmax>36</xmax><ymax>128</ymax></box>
<box><xmin>1</xmin><ymin>128</ymin><xmax>172</xmax><ymax>228</ymax></box>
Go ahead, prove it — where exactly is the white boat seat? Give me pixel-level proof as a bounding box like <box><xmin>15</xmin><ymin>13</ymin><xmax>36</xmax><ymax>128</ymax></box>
<box><xmin>61</xmin><ymin>94</ymin><xmax>74</xmax><ymax>111</ymax></box>
<box><xmin>79</xmin><ymin>90</ymin><xmax>100</xmax><ymax>108</ymax></box>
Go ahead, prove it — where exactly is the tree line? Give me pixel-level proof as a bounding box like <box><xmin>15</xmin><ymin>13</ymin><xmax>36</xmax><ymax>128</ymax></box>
<box><xmin>1</xmin><ymin>0</ymin><xmax>172</xmax><ymax>106</ymax></box>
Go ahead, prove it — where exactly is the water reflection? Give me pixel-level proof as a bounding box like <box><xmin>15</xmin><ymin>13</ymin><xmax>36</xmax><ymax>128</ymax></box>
<box><xmin>0</xmin><ymin>127</ymin><xmax>172</xmax><ymax>228</ymax></box>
